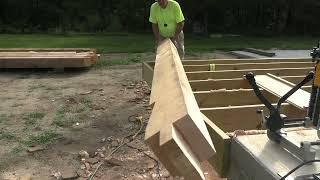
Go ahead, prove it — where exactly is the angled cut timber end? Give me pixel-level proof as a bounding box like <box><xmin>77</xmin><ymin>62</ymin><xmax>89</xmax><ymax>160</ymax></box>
<box><xmin>145</xmin><ymin>39</ymin><xmax>216</xmax><ymax>179</ymax></box>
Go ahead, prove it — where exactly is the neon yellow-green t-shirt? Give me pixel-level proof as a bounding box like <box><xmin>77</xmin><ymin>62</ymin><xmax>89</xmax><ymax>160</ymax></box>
<box><xmin>149</xmin><ymin>0</ymin><xmax>185</xmax><ymax>38</ymax></box>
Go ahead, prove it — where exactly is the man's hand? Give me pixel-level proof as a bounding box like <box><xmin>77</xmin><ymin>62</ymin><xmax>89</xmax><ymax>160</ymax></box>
<box><xmin>170</xmin><ymin>36</ymin><xmax>178</xmax><ymax>46</ymax></box>
<box><xmin>154</xmin><ymin>35</ymin><xmax>165</xmax><ymax>52</ymax></box>
<box><xmin>156</xmin><ymin>35</ymin><xmax>165</xmax><ymax>46</ymax></box>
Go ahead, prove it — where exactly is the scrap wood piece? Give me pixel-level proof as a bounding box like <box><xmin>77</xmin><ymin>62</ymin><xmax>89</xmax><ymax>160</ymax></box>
<box><xmin>255</xmin><ymin>73</ymin><xmax>310</xmax><ymax>109</ymax></box>
<box><xmin>243</xmin><ymin>48</ymin><xmax>275</xmax><ymax>57</ymax></box>
<box><xmin>145</xmin><ymin>39</ymin><xmax>216</xmax><ymax>179</ymax></box>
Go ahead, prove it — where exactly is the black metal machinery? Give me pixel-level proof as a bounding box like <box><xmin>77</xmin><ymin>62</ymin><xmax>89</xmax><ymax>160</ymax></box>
<box><xmin>242</xmin><ymin>42</ymin><xmax>320</xmax><ymax>179</ymax></box>
<box><xmin>243</xmin><ymin>42</ymin><xmax>320</xmax><ymax>158</ymax></box>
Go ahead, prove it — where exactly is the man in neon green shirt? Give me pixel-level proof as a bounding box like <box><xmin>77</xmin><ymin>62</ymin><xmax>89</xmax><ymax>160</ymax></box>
<box><xmin>149</xmin><ymin>0</ymin><xmax>185</xmax><ymax>59</ymax></box>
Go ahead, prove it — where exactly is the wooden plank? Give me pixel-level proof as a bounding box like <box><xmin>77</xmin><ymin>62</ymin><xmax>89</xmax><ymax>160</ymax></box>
<box><xmin>0</xmin><ymin>48</ymin><xmax>96</xmax><ymax>53</ymax></box>
<box><xmin>255</xmin><ymin>74</ymin><xmax>310</xmax><ymax>109</ymax></box>
<box><xmin>186</xmin><ymin>67</ymin><xmax>313</xmax><ymax>80</ymax></box>
<box><xmin>194</xmin><ymin>89</ymin><xmax>279</xmax><ymax>108</ymax></box>
<box><xmin>145</xmin><ymin>39</ymin><xmax>216</xmax><ymax>179</ymax></box>
<box><xmin>190</xmin><ymin>77</ymin><xmax>311</xmax><ymax>91</ymax></box>
<box><xmin>182</xmin><ymin>58</ymin><xmax>312</xmax><ymax>65</ymax></box>
<box><xmin>183</xmin><ymin>62</ymin><xmax>313</xmax><ymax>72</ymax></box>
<box><xmin>0</xmin><ymin>52</ymin><xmax>93</xmax><ymax>57</ymax></box>
<box><xmin>142</xmin><ymin>62</ymin><xmax>154</xmax><ymax>87</ymax></box>
<box><xmin>142</xmin><ymin>60</ymin><xmax>314</xmax><ymax>70</ymax></box>
<box><xmin>190</xmin><ymin>78</ymin><xmax>250</xmax><ymax>91</ymax></box>
<box><xmin>0</xmin><ymin>57</ymin><xmax>96</xmax><ymax>68</ymax></box>
<box><xmin>0</xmin><ymin>48</ymin><xmax>97</xmax><ymax>68</ymax></box>
<box><xmin>203</xmin><ymin>113</ymin><xmax>231</xmax><ymax>177</ymax></box>
<box><xmin>284</xmin><ymin>76</ymin><xmax>306</xmax><ymax>84</ymax></box>
<box><xmin>201</xmin><ymin>103</ymin><xmax>306</xmax><ymax>132</ymax></box>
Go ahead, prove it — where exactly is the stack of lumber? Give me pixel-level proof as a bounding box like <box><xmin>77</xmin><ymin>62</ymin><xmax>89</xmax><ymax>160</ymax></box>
<box><xmin>143</xmin><ymin>43</ymin><xmax>314</xmax><ymax>179</ymax></box>
<box><xmin>0</xmin><ymin>48</ymin><xmax>97</xmax><ymax>68</ymax></box>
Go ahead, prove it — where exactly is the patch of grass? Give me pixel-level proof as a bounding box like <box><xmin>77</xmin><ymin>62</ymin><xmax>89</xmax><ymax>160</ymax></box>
<box><xmin>57</xmin><ymin>105</ymin><xmax>69</xmax><ymax>115</ymax></box>
<box><xmin>0</xmin><ymin>114</ymin><xmax>9</xmax><ymax>123</ymax></box>
<box><xmin>11</xmin><ymin>103</ymin><xmax>23</xmax><ymax>107</ymax></box>
<box><xmin>11</xmin><ymin>144</ymin><xmax>25</xmax><ymax>154</ymax></box>
<box><xmin>0</xmin><ymin>34</ymin><xmax>319</xmax><ymax>54</ymax></box>
<box><xmin>53</xmin><ymin>113</ymin><xmax>78</xmax><ymax>127</ymax></box>
<box><xmin>95</xmin><ymin>55</ymin><xmax>142</xmax><ymax>68</ymax></box>
<box><xmin>79</xmin><ymin>97</ymin><xmax>92</xmax><ymax>106</ymax></box>
<box><xmin>53</xmin><ymin>102</ymin><xmax>88</xmax><ymax>127</ymax></box>
<box><xmin>28</xmin><ymin>84</ymin><xmax>47</xmax><ymax>91</ymax></box>
<box><xmin>24</xmin><ymin>112</ymin><xmax>45</xmax><ymax>125</ymax></box>
<box><xmin>0</xmin><ymin>130</ymin><xmax>17</xmax><ymax>141</ymax></box>
<box><xmin>71</xmin><ymin>104</ymin><xmax>88</xmax><ymax>113</ymax></box>
<box><xmin>44</xmin><ymin>86</ymin><xmax>57</xmax><ymax>91</ymax></box>
<box><xmin>25</xmin><ymin>131</ymin><xmax>62</xmax><ymax>146</ymax></box>
<box><xmin>0</xmin><ymin>34</ymin><xmax>154</xmax><ymax>53</ymax></box>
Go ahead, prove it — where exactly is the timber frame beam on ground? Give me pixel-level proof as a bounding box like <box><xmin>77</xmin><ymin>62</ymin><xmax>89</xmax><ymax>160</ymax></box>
<box><xmin>0</xmin><ymin>48</ymin><xmax>97</xmax><ymax>69</ymax></box>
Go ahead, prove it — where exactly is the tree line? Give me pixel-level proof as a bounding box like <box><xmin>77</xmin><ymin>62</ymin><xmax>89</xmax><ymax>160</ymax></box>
<box><xmin>0</xmin><ymin>0</ymin><xmax>319</xmax><ymax>35</ymax></box>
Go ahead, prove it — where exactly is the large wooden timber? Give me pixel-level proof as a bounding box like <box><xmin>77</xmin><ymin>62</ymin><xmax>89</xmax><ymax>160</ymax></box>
<box><xmin>183</xmin><ymin>62</ymin><xmax>313</xmax><ymax>72</ymax></box>
<box><xmin>0</xmin><ymin>48</ymin><xmax>97</xmax><ymax>68</ymax></box>
<box><xmin>186</xmin><ymin>67</ymin><xmax>313</xmax><ymax>80</ymax></box>
<box><xmin>189</xmin><ymin>76</ymin><xmax>311</xmax><ymax>91</ymax></box>
<box><xmin>142</xmin><ymin>54</ymin><xmax>311</xmax><ymax>179</ymax></box>
<box><xmin>194</xmin><ymin>89</ymin><xmax>280</xmax><ymax>108</ymax></box>
<box><xmin>144</xmin><ymin>58</ymin><xmax>312</xmax><ymax>67</ymax></box>
<box><xmin>145</xmin><ymin>40</ymin><xmax>216</xmax><ymax>179</ymax></box>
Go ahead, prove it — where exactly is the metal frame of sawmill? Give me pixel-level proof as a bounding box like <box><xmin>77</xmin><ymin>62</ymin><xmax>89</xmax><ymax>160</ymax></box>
<box><xmin>143</xmin><ymin>40</ymin><xmax>313</xmax><ymax>179</ymax></box>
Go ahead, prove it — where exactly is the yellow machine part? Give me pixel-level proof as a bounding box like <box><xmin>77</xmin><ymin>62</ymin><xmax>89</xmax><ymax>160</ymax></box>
<box><xmin>314</xmin><ymin>64</ymin><xmax>320</xmax><ymax>87</ymax></box>
<box><xmin>209</xmin><ymin>64</ymin><xmax>215</xmax><ymax>71</ymax></box>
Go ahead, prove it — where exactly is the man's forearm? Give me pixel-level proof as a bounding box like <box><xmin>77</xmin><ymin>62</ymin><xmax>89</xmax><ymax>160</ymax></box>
<box><xmin>152</xmin><ymin>24</ymin><xmax>159</xmax><ymax>39</ymax></box>
<box><xmin>174</xmin><ymin>21</ymin><xmax>184</xmax><ymax>38</ymax></box>
<box><xmin>152</xmin><ymin>24</ymin><xmax>163</xmax><ymax>43</ymax></box>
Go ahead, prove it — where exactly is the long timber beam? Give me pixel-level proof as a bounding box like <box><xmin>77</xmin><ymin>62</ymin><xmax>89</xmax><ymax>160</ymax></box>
<box><xmin>183</xmin><ymin>62</ymin><xmax>314</xmax><ymax>72</ymax></box>
<box><xmin>186</xmin><ymin>67</ymin><xmax>313</xmax><ymax>80</ymax></box>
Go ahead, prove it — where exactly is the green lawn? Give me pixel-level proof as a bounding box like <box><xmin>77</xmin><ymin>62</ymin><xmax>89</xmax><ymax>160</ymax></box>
<box><xmin>0</xmin><ymin>33</ymin><xmax>318</xmax><ymax>53</ymax></box>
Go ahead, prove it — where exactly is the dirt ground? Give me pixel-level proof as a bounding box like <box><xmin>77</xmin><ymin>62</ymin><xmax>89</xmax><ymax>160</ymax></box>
<box><xmin>0</xmin><ymin>62</ymin><xmax>163</xmax><ymax>180</ymax></box>
<box><xmin>0</xmin><ymin>52</ymin><xmax>229</xmax><ymax>180</ymax></box>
